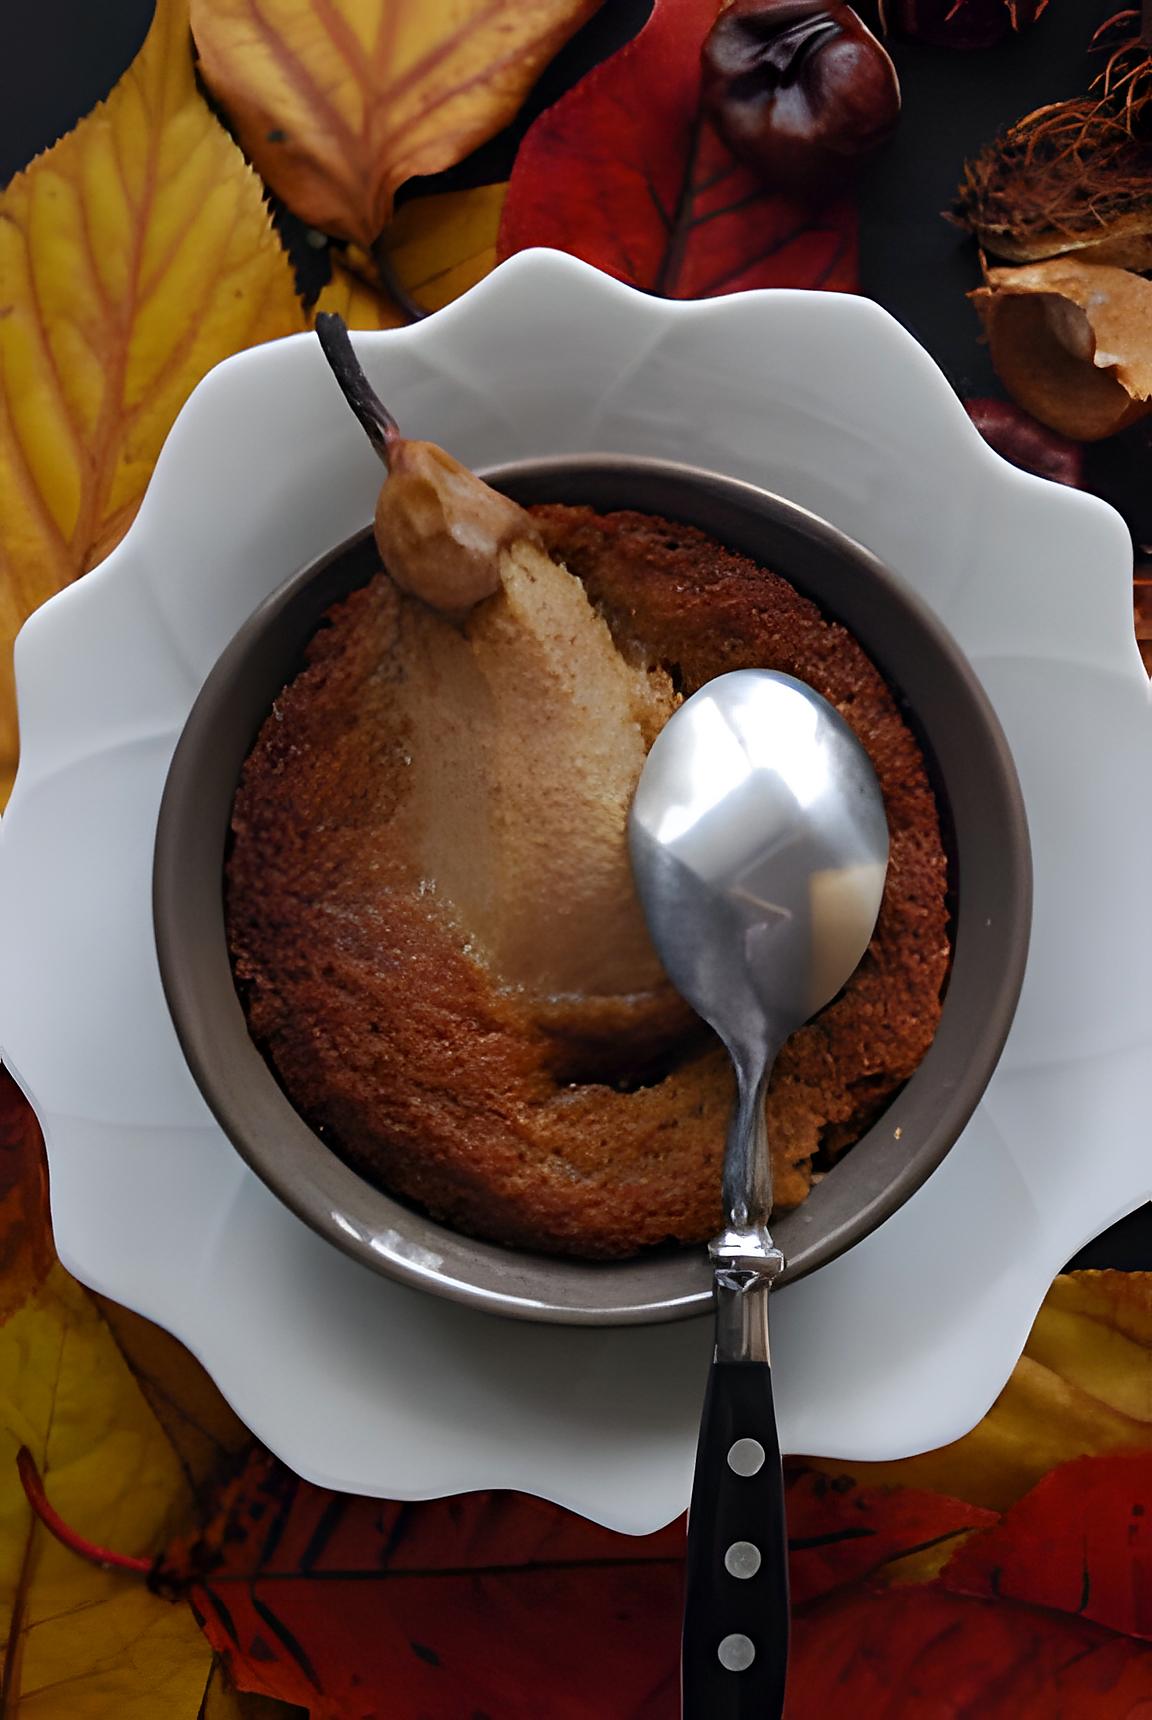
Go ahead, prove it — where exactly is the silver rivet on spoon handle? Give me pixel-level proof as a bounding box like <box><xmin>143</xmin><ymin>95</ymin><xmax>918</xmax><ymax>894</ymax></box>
<box><xmin>629</xmin><ymin>669</ymin><xmax>889</xmax><ymax>1720</ymax></box>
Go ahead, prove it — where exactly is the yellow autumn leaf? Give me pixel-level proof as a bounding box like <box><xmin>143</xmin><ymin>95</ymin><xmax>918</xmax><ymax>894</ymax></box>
<box><xmin>318</xmin><ymin>263</ymin><xmax>400</xmax><ymax>333</ymax></box>
<box><xmin>0</xmin><ymin>0</ymin><xmax>304</xmax><ymax>803</ymax></box>
<box><xmin>316</xmin><ymin>182</ymin><xmax>506</xmax><ymax>328</ymax></box>
<box><xmin>814</xmin><ymin>1271</ymin><xmax>1152</xmax><ymax>1513</ymax></box>
<box><xmin>0</xmin><ymin>1264</ymin><xmax>211</xmax><ymax>1715</ymax></box>
<box><xmin>92</xmin><ymin>1297</ymin><xmax>250</xmax><ymax>1505</ymax></box>
<box><xmin>190</xmin><ymin>0</ymin><xmax>599</xmax><ymax>246</ymax></box>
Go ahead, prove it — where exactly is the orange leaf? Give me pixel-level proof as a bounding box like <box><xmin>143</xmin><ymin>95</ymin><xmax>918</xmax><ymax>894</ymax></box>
<box><xmin>0</xmin><ymin>0</ymin><xmax>304</xmax><ymax>802</ymax></box>
<box><xmin>190</xmin><ymin>0</ymin><xmax>599</xmax><ymax>247</ymax></box>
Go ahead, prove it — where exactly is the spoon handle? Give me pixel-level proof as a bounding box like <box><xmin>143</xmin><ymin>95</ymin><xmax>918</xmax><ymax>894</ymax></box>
<box><xmin>681</xmin><ymin>1272</ymin><xmax>789</xmax><ymax>1719</ymax></box>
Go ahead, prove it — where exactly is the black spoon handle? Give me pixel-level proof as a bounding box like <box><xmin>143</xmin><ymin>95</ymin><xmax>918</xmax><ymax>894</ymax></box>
<box><xmin>681</xmin><ymin>1271</ymin><xmax>789</xmax><ymax>1719</ymax></box>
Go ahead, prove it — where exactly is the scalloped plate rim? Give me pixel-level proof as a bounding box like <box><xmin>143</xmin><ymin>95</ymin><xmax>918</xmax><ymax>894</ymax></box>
<box><xmin>1</xmin><ymin>250</ymin><xmax>1149</xmax><ymax>1533</ymax></box>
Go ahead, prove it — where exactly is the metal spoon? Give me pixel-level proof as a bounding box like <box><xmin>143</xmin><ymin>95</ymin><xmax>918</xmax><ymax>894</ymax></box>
<box><xmin>628</xmin><ymin>668</ymin><xmax>890</xmax><ymax>1720</ymax></box>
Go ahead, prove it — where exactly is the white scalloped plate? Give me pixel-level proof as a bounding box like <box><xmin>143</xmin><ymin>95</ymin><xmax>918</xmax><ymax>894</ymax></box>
<box><xmin>2</xmin><ymin>251</ymin><xmax>1149</xmax><ymax>1535</ymax></box>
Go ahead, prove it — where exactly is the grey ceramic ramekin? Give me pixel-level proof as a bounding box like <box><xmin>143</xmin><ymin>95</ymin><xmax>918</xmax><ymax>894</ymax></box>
<box><xmin>153</xmin><ymin>457</ymin><xmax>1031</xmax><ymax>1325</ymax></box>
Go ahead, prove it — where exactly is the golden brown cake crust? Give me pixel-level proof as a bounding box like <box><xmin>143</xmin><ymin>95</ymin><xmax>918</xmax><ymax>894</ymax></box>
<box><xmin>226</xmin><ymin>507</ymin><xmax>951</xmax><ymax>1259</ymax></box>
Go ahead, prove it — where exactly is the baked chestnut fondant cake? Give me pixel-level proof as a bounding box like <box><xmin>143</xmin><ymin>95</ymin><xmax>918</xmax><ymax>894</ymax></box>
<box><xmin>224</xmin><ymin>318</ymin><xmax>950</xmax><ymax>1260</ymax></box>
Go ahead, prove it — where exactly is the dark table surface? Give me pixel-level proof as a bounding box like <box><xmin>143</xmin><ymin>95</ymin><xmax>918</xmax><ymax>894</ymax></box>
<box><xmin>2</xmin><ymin>0</ymin><xmax>1148</xmax><ymax>1272</ymax></box>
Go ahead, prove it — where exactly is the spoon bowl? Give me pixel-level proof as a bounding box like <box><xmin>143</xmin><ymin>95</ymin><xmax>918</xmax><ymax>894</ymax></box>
<box><xmin>630</xmin><ymin>670</ymin><xmax>890</xmax><ymax>1073</ymax></box>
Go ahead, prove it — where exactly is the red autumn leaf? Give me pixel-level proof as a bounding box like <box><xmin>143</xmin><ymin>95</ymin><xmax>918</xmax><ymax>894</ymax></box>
<box><xmin>942</xmin><ymin>1451</ymin><xmax>1152</xmax><ymax>1641</ymax></box>
<box><xmin>23</xmin><ymin>1436</ymin><xmax>1152</xmax><ymax>1716</ymax></box>
<box><xmin>786</xmin><ymin>1586</ymin><xmax>1152</xmax><ymax>1718</ymax></box>
<box><xmin>785</xmin><ymin>1469</ymin><xmax>996</xmax><ymax>1607</ymax></box>
<box><xmin>160</xmin><ymin>1453</ymin><xmax>1004</xmax><ymax>1714</ymax></box>
<box><xmin>786</xmin><ymin>1450</ymin><xmax>1152</xmax><ymax>1715</ymax></box>
<box><xmin>164</xmin><ymin>1449</ymin><xmax>684</xmax><ymax>1719</ymax></box>
<box><xmin>498</xmin><ymin>0</ymin><xmax>857</xmax><ymax>298</ymax></box>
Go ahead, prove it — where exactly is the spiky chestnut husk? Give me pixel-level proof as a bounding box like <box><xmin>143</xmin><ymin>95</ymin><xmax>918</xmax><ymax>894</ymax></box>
<box><xmin>952</xmin><ymin>14</ymin><xmax>1152</xmax><ymax>263</ymax></box>
<box><xmin>954</xmin><ymin>103</ymin><xmax>1152</xmax><ymax>264</ymax></box>
<box><xmin>878</xmin><ymin>0</ymin><xmax>1049</xmax><ymax>51</ymax></box>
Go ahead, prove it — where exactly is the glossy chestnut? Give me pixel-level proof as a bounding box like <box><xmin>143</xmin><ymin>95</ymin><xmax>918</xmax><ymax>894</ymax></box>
<box><xmin>701</xmin><ymin>0</ymin><xmax>901</xmax><ymax>198</ymax></box>
<box><xmin>964</xmin><ymin>398</ymin><xmax>1085</xmax><ymax>488</ymax></box>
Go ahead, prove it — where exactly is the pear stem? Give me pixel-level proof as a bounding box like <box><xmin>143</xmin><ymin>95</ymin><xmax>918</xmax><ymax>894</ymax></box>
<box><xmin>314</xmin><ymin>313</ymin><xmax>400</xmax><ymax>467</ymax></box>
